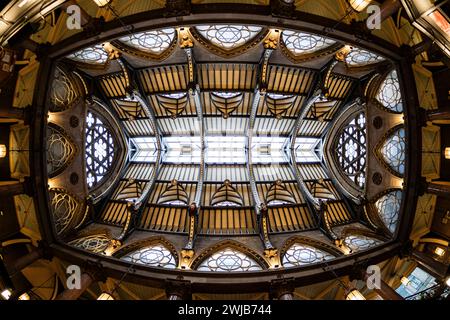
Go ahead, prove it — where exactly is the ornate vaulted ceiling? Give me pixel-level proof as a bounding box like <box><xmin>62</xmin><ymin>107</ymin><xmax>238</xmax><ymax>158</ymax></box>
<box><xmin>0</xmin><ymin>0</ymin><xmax>449</xmax><ymax>301</ymax></box>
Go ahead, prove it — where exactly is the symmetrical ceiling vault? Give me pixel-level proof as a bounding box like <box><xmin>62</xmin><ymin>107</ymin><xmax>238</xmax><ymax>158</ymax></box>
<box><xmin>0</xmin><ymin>0</ymin><xmax>449</xmax><ymax>301</ymax></box>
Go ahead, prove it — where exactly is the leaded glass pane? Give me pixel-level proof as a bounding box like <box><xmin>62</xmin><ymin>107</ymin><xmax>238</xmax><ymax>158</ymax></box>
<box><xmin>85</xmin><ymin>112</ymin><xmax>116</xmax><ymax>188</ymax></box>
<box><xmin>121</xmin><ymin>245</ymin><xmax>177</xmax><ymax>269</ymax></box>
<box><xmin>344</xmin><ymin>235</ymin><xmax>382</xmax><ymax>252</ymax></box>
<box><xmin>380</xmin><ymin>127</ymin><xmax>406</xmax><ymax>175</ymax></box>
<box><xmin>375</xmin><ymin>190</ymin><xmax>402</xmax><ymax>233</ymax></box>
<box><xmin>346</xmin><ymin>47</ymin><xmax>384</xmax><ymax>66</ymax></box>
<box><xmin>282</xmin><ymin>30</ymin><xmax>336</xmax><ymax>55</ymax></box>
<box><xmin>197</xmin><ymin>248</ymin><xmax>263</xmax><ymax>272</ymax></box>
<box><xmin>377</xmin><ymin>70</ymin><xmax>403</xmax><ymax>112</ymax></box>
<box><xmin>118</xmin><ymin>28</ymin><xmax>176</xmax><ymax>54</ymax></box>
<box><xmin>282</xmin><ymin>243</ymin><xmax>335</xmax><ymax>267</ymax></box>
<box><xmin>67</xmin><ymin>44</ymin><xmax>108</xmax><ymax>64</ymax></box>
<box><xmin>336</xmin><ymin>112</ymin><xmax>367</xmax><ymax>188</ymax></box>
<box><xmin>69</xmin><ymin>235</ymin><xmax>111</xmax><ymax>254</ymax></box>
<box><xmin>195</xmin><ymin>25</ymin><xmax>263</xmax><ymax>49</ymax></box>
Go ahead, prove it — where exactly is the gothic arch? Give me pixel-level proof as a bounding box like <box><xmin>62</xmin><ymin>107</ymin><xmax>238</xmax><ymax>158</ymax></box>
<box><xmin>46</xmin><ymin>123</ymin><xmax>78</xmax><ymax>178</ymax></box>
<box><xmin>190</xmin><ymin>240</ymin><xmax>269</xmax><ymax>271</ymax></box>
<box><xmin>189</xmin><ymin>25</ymin><xmax>269</xmax><ymax>58</ymax></box>
<box><xmin>113</xmin><ymin>237</ymin><xmax>179</xmax><ymax>269</ymax></box>
<box><xmin>279</xmin><ymin>236</ymin><xmax>343</xmax><ymax>268</ymax></box>
<box><xmin>375</xmin><ymin>124</ymin><xmax>406</xmax><ymax>178</ymax></box>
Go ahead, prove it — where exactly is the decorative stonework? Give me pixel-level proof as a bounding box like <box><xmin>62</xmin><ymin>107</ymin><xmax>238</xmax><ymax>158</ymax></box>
<box><xmin>190</xmin><ymin>25</ymin><xmax>268</xmax><ymax>58</ymax></box>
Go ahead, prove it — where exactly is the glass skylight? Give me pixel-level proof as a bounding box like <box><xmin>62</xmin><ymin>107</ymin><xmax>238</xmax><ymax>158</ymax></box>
<box><xmin>251</xmin><ymin>136</ymin><xmax>288</xmax><ymax>164</ymax></box>
<box><xmin>130</xmin><ymin>137</ymin><xmax>157</xmax><ymax>162</ymax></box>
<box><xmin>195</xmin><ymin>25</ymin><xmax>263</xmax><ymax>50</ymax></box>
<box><xmin>206</xmin><ymin>136</ymin><xmax>246</xmax><ymax>164</ymax></box>
<box><xmin>164</xmin><ymin>136</ymin><xmax>202</xmax><ymax>163</ymax></box>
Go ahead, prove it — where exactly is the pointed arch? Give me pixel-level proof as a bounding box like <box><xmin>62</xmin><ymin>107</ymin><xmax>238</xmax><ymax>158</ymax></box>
<box><xmin>158</xmin><ymin>180</ymin><xmax>190</xmax><ymax>205</ymax></box>
<box><xmin>46</xmin><ymin>123</ymin><xmax>78</xmax><ymax>178</ymax></box>
<box><xmin>340</xmin><ymin>227</ymin><xmax>388</xmax><ymax>253</ymax></box>
<box><xmin>265</xmin><ymin>94</ymin><xmax>295</xmax><ymax>119</ymax></box>
<box><xmin>190</xmin><ymin>25</ymin><xmax>268</xmax><ymax>57</ymax></box>
<box><xmin>280</xmin><ymin>236</ymin><xmax>342</xmax><ymax>267</ymax></box>
<box><xmin>334</xmin><ymin>111</ymin><xmax>367</xmax><ymax>189</ymax></box>
<box><xmin>49</xmin><ymin>188</ymin><xmax>83</xmax><ymax>236</ymax></box>
<box><xmin>49</xmin><ymin>65</ymin><xmax>83</xmax><ymax>112</ymax></box>
<box><xmin>191</xmin><ymin>240</ymin><xmax>269</xmax><ymax>271</ymax></box>
<box><xmin>373</xmin><ymin>189</ymin><xmax>403</xmax><ymax>234</ymax></box>
<box><xmin>376</xmin><ymin>125</ymin><xmax>406</xmax><ymax>177</ymax></box>
<box><xmin>65</xmin><ymin>44</ymin><xmax>110</xmax><ymax>69</ymax></box>
<box><xmin>210</xmin><ymin>92</ymin><xmax>243</xmax><ymax>119</ymax></box>
<box><xmin>68</xmin><ymin>230</ymin><xmax>113</xmax><ymax>254</ymax></box>
<box><xmin>375</xmin><ymin>69</ymin><xmax>403</xmax><ymax>113</ymax></box>
<box><xmin>113</xmin><ymin>237</ymin><xmax>179</xmax><ymax>269</ymax></box>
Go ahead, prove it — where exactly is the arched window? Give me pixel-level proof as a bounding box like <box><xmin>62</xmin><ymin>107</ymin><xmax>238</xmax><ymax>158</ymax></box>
<box><xmin>85</xmin><ymin>111</ymin><xmax>117</xmax><ymax>188</ymax></box>
<box><xmin>343</xmin><ymin>235</ymin><xmax>382</xmax><ymax>253</ymax></box>
<box><xmin>336</xmin><ymin>112</ymin><xmax>367</xmax><ymax>188</ymax></box>
<box><xmin>375</xmin><ymin>190</ymin><xmax>402</xmax><ymax>233</ymax></box>
<box><xmin>377</xmin><ymin>70</ymin><xmax>403</xmax><ymax>113</ymax></box>
<box><xmin>67</xmin><ymin>44</ymin><xmax>109</xmax><ymax>65</ymax></box>
<box><xmin>195</xmin><ymin>25</ymin><xmax>263</xmax><ymax>50</ymax></box>
<box><xmin>49</xmin><ymin>67</ymin><xmax>79</xmax><ymax>112</ymax></box>
<box><xmin>196</xmin><ymin>248</ymin><xmax>263</xmax><ymax>272</ymax></box>
<box><xmin>121</xmin><ymin>244</ymin><xmax>177</xmax><ymax>269</ymax></box>
<box><xmin>380</xmin><ymin>127</ymin><xmax>406</xmax><ymax>176</ymax></box>
<box><xmin>345</xmin><ymin>47</ymin><xmax>384</xmax><ymax>67</ymax></box>
<box><xmin>157</xmin><ymin>93</ymin><xmax>188</xmax><ymax>118</ymax></box>
<box><xmin>69</xmin><ymin>234</ymin><xmax>111</xmax><ymax>254</ymax></box>
<box><xmin>118</xmin><ymin>28</ymin><xmax>176</xmax><ymax>54</ymax></box>
<box><xmin>282</xmin><ymin>30</ymin><xmax>336</xmax><ymax>55</ymax></box>
<box><xmin>282</xmin><ymin>243</ymin><xmax>335</xmax><ymax>267</ymax></box>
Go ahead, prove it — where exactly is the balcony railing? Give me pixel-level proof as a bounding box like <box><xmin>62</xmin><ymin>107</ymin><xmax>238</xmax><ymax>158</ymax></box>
<box><xmin>405</xmin><ymin>283</ymin><xmax>450</xmax><ymax>300</ymax></box>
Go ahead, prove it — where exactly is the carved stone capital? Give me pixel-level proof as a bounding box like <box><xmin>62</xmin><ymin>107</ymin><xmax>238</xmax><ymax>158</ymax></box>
<box><xmin>180</xmin><ymin>249</ymin><xmax>195</xmax><ymax>269</ymax></box>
